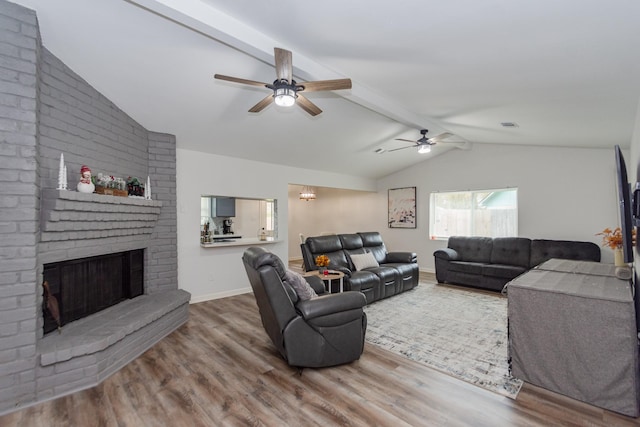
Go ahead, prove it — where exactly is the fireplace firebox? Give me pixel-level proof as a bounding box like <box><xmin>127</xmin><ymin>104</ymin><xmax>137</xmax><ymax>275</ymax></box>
<box><xmin>42</xmin><ymin>249</ymin><xmax>144</xmax><ymax>335</ymax></box>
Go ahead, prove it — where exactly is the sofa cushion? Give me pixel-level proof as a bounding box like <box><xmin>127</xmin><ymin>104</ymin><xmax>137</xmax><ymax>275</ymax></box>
<box><xmin>530</xmin><ymin>239</ymin><xmax>601</xmax><ymax>268</ymax></box>
<box><xmin>448</xmin><ymin>261</ymin><xmax>485</xmax><ymax>275</ymax></box>
<box><xmin>339</xmin><ymin>234</ymin><xmax>364</xmax><ymax>250</ymax></box>
<box><xmin>490</xmin><ymin>237</ymin><xmax>531</xmax><ymax>268</ymax></box>
<box><xmin>305</xmin><ymin>235</ymin><xmax>351</xmax><ymax>269</ymax></box>
<box><xmin>481</xmin><ymin>264</ymin><xmax>527</xmax><ymax>280</ymax></box>
<box><xmin>448</xmin><ymin>236</ymin><xmax>493</xmax><ymax>263</ymax></box>
<box><xmin>348</xmin><ymin>270</ymin><xmax>378</xmax><ymax>290</ymax></box>
<box><xmin>383</xmin><ymin>262</ymin><xmax>418</xmax><ymax>279</ymax></box>
<box><xmin>359</xmin><ymin>231</ymin><xmax>384</xmax><ymax>246</ymax></box>
<box><xmin>359</xmin><ymin>232</ymin><xmax>388</xmax><ymax>263</ymax></box>
<box><xmin>307</xmin><ymin>235</ymin><xmax>343</xmax><ymax>253</ymax></box>
<box><xmin>349</xmin><ymin>252</ymin><xmax>379</xmax><ymax>271</ymax></box>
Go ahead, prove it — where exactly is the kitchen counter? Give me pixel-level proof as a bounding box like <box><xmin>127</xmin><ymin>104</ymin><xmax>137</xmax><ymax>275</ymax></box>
<box><xmin>200</xmin><ymin>237</ymin><xmax>279</xmax><ymax>248</ymax></box>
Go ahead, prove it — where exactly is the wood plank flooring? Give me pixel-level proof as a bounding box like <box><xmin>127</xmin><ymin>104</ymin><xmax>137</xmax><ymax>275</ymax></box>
<box><xmin>2</xmin><ymin>277</ymin><xmax>640</xmax><ymax>426</ymax></box>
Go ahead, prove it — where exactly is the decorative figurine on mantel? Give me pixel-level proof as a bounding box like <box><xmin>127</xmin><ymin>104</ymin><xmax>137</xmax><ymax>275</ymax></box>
<box><xmin>56</xmin><ymin>153</ymin><xmax>68</xmax><ymax>190</ymax></box>
<box><xmin>76</xmin><ymin>165</ymin><xmax>95</xmax><ymax>193</ymax></box>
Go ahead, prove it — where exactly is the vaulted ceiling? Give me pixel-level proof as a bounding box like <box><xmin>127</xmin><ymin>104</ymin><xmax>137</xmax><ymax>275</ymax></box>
<box><xmin>13</xmin><ymin>0</ymin><xmax>640</xmax><ymax>179</ymax></box>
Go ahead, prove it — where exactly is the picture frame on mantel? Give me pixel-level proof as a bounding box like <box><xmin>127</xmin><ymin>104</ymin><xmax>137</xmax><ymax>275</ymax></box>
<box><xmin>388</xmin><ymin>187</ymin><xmax>417</xmax><ymax>228</ymax></box>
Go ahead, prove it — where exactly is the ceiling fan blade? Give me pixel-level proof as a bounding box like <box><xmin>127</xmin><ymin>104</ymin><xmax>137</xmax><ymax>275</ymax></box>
<box><xmin>214</xmin><ymin>74</ymin><xmax>269</xmax><ymax>88</ymax></box>
<box><xmin>296</xmin><ymin>94</ymin><xmax>322</xmax><ymax>116</ymax></box>
<box><xmin>248</xmin><ymin>94</ymin><xmax>274</xmax><ymax>113</ymax></box>
<box><xmin>394</xmin><ymin>138</ymin><xmax>418</xmax><ymax>143</ymax></box>
<box><xmin>429</xmin><ymin>132</ymin><xmax>455</xmax><ymax>143</ymax></box>
<box><xmin>299</xmin><ymin>79</ymin><xmax>352</xmax><ymax>92</ymax></box>
<box><xmin>387</xmin><ymin>145</ymin><xmax>416</xmax><ymax>152</ymax></box>
<box><xmin>274</xmin><ymin>48</ymin><xmax>292</xmax><ymax>83</ymax></box>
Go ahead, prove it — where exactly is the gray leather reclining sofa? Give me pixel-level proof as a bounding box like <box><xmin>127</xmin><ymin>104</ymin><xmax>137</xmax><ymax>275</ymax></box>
<box><xmin>301</xmin><ymin>232</ymin><xmax>418</xmax><ymax>303</ymax></box>
<box><xmin>434</xmin><ymin>236</ymin><xmax>601</xmax><ymax>291</ymax></box>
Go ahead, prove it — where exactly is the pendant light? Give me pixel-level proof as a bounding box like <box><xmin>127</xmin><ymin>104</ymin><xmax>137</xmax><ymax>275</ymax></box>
<box><xmin>299</xmin><ymin>186</ymin><xmax>316</xmax><ymax>201</ymax></box>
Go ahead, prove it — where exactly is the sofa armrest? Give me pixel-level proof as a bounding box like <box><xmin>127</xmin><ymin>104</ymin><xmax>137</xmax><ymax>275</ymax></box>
<box><xmin>304</xmin><ymin>275</ymin><xmax>327</xmax><ymax>295</ymax></box>
<box><xmin>332</xmin><ymin>266</ymin><xmax>353</xmax><ymax>278</ymax></box>
<box><xmin>434</xmin><ymin>248</ymin><xmax>459</xmax><ymax>261</ymax></box>
<box><xmin>386</xmin><ymin>251</ymin><xmax>417</xmax><ymax>263</ymax></box>
<box><xmin>296</xmin><ymin>292</ymin><xmax>366</xmax><ymax>321</ymax></box>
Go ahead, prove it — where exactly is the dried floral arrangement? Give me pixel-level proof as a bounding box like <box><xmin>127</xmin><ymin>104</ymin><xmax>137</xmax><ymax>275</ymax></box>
<box><xmin>315</xmin><ymin>254</ymin><xmax>330</xmax><ymax>267</ymax></box>
<box><xmin>596</xmin><ymin>227</ymin><xmax>636</xmax><ymax>250</ymax></box>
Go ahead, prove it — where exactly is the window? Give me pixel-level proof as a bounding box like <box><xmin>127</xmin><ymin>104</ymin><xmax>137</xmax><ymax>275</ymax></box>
<box><xmin>260</xmin><ymin>199</ymin><xmax>276</xmax><ymax>232</ymax></box>
<box><xmin>429</xmin><ymin>188</ymin><xmax>518</xmax><ymax>239</ymax></box>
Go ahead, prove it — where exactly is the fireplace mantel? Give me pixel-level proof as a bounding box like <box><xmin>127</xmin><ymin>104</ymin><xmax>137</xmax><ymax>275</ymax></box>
<box><xmin>41</xmin><ymin>189</ymin><xmax>163</xmax><ymax>241</ymax></box>
<box><xmin>39</xmin><ymin>190</ymin><xmax>165</xmax><ymax>265</ymax></box>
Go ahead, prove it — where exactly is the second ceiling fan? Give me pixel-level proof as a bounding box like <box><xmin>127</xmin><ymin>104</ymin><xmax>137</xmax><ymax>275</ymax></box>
<box><xmin>214</xmin><ymin>47</ymin><xmax>352</xmax><ymax>116</ymax></box>
<box><xmin>388</xmin><ymin>129</ymin><xmax>454</xmax><ymax>154</ymax></box>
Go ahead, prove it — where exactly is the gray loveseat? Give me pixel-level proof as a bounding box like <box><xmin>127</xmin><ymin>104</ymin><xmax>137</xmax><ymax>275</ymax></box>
<box><xmin>433</xmin><ymin>236</ymin><xmax>601</xmax><ymax>291</ymax></box>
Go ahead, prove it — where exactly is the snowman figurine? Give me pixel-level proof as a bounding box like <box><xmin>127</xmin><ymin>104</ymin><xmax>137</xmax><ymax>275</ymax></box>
<box><xmin>76</xmin><ymin>165</ymin><xmax>95</xmax><ymax>193</ymax></box>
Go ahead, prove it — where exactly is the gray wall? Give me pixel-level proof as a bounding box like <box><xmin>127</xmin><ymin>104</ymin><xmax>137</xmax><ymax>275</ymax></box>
<box><xmin>378</xmin><ymin>143</ymin><xmax>618</xmax><ymax>268</ymax></box>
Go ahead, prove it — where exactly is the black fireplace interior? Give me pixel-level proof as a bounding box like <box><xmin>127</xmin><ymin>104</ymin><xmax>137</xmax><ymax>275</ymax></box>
<box><xmin>43</xmin><ymin>249</ymin><xmax>144</xmax><ymax>335</ymax></box>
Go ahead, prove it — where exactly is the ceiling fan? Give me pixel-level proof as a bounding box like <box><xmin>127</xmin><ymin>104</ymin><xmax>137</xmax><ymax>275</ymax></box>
<box><xmin>214</xmin><ymin>47</ymin><xmax>352</xmax><ymax>116</ymax></box>
<box><xmin>387</xmin><ymin>129</ymin><xmax>454</xmax><ymax>154</ymax></box>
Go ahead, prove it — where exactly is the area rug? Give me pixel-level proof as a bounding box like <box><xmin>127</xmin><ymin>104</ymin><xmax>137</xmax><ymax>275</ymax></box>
<box><xmin>363</xmin><ymin>280</ymin><xmax>523</xmax><ymax>399</ymax></box>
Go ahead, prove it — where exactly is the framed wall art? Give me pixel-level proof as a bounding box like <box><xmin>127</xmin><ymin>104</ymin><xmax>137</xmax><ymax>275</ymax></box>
<box><xmin>388</xmin><ymin>187</ymin><xmax>416</xmax><ymax>228</ymax></box>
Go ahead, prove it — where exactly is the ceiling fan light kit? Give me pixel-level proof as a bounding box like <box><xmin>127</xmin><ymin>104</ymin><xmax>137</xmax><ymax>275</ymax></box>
<box><xmin>418</xmin><ymin>145</ymin><xmax>431</xmax><ymax>154</ymax></box>
<box><xmin>274</xmin><ymin>85</ymin><xmax>297</xmax><ymax>107</ymax></box>
<box><xmin>214</xmin><ymin>47</ymin><xmax>351</xmax><ymax>116</ymax></box>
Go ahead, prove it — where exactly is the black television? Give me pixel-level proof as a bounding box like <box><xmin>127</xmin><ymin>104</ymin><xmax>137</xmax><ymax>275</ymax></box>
<box><xmin>614</xmin><ymin>145</ymin><xmax>635</xmax><ymax>264</ymax></box>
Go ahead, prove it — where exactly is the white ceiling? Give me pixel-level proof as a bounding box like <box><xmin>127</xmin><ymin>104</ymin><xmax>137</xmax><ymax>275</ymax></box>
<box><xmin>12</xmin><ymin>0</ymin><xmax>640</xmax><ymax>179</ymax></box>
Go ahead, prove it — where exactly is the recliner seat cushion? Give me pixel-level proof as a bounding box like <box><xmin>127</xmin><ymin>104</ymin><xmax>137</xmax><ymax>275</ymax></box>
<box><xmin>383</xmin><ymin>262</ymin><xmax>417</xmax><ymax>278</ymax></box>
<box><xmin>348</xmin><ymin>271</ymin><xmax>378</xmax><ymax>291</ymax></box>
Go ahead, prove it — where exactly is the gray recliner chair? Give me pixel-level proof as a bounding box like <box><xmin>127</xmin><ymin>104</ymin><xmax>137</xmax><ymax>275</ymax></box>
<box><xmin>242</xmin><ymin>247</ymin><xmax>367</xmax><ymax>368</ymax></box>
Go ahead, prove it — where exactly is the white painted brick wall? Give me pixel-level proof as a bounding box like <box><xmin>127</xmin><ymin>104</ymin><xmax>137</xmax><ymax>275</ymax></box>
<box><xmin>0</xmin><ymin>0</ymin><xmax>39</xmax><ymax>412</ymax></box>
<box><xmin>0</xmin><ymin>0</ymin><xmax>185</xmax><ymax>415</ymax></box>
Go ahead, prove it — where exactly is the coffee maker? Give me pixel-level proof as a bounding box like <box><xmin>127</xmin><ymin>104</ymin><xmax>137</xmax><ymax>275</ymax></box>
<box><xmin>222</xmin><ymin>218</ymin><xmax>233</xmax><ymax>235</ymax></box>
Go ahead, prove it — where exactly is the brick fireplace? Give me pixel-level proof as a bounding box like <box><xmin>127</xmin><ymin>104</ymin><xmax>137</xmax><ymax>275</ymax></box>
<box><xmin>42</xmin><ymin>249</ymin><xmax>145</xmax><ymax>334</ymax></box>
<box><xmin>0</xmin><ymin>1</ymin><xmax>190</xmax><ymax>414</ymax></box>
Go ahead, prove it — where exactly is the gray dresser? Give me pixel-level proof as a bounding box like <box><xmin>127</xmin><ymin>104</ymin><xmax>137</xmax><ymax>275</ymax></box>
<box><xmin>506</xmin><ymin>259</ymin><xmax>639</xmax><ymax>417</ymax></box>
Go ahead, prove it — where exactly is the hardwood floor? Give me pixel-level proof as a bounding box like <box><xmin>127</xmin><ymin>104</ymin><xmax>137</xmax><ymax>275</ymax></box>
<box><xmin>3</xmin><ymin>279</ymin><xmax>640</xmax><ymax>426</ymax></box>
